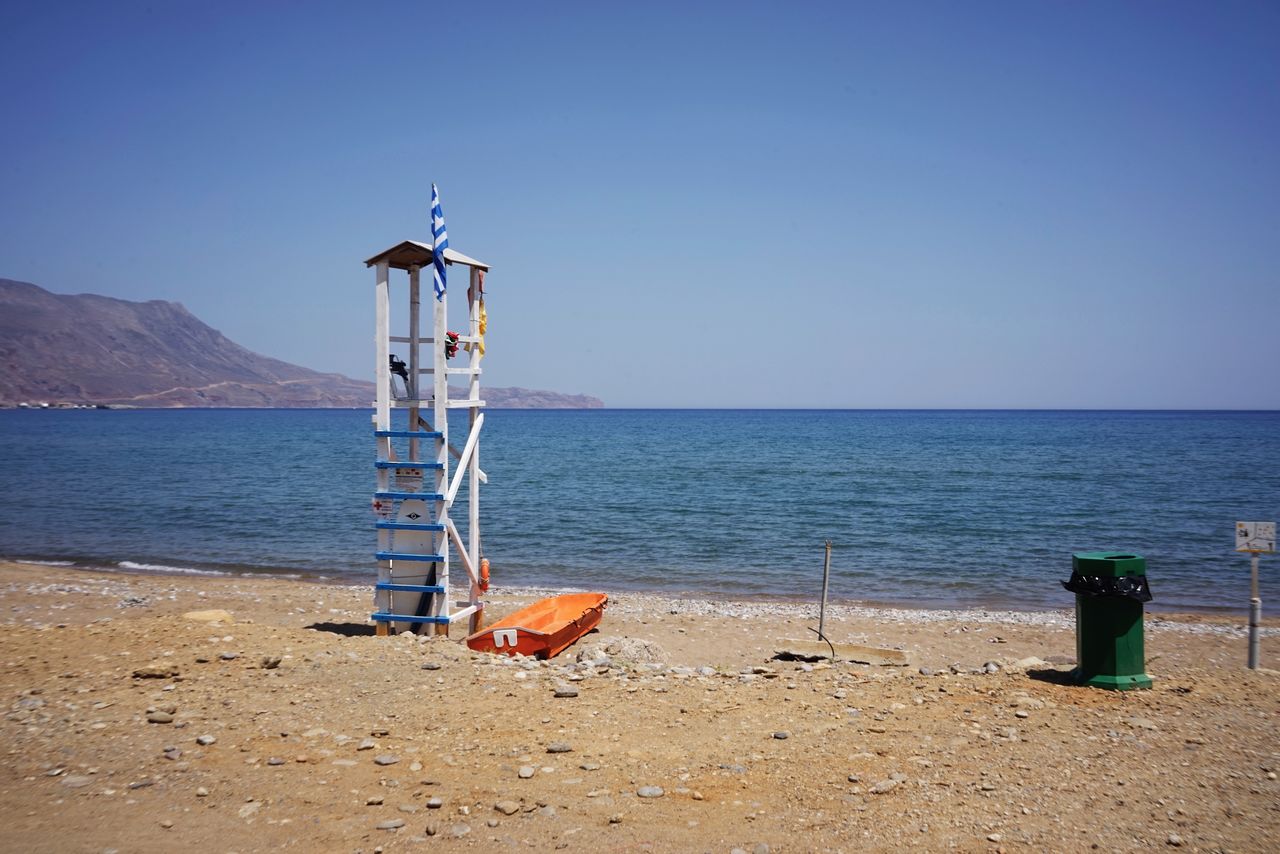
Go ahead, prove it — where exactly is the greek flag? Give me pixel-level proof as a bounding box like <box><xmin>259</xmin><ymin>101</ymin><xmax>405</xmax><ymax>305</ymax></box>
<box><xmin>431</xmin><ymin>183</ymin><xmax>449</xmax><ymax>300</ymax></box>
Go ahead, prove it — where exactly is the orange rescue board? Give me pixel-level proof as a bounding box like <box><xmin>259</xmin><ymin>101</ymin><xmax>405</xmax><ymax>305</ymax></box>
<box><xmin>465</xmin><ymin>592</ymin><xmax>607</xmax><ymax>659</ymax></box>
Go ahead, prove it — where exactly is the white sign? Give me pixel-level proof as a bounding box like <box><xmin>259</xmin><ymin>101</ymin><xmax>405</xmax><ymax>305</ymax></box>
<box><xmin>395</xmin><ymin>467</ymin><xmax>424</xmax><ymax>493</ymax></box>
<box><xmin>1236</xmin><ymin>521</ymin><xmax>1276</xmax><ymax>554</ymax></box>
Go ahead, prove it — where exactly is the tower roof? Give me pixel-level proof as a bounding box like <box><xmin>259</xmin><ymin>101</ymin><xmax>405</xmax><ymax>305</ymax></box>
<box><xmin>364</xmin><ymin>240</ymin><xmax>490</xmax><ymax>272</ymax></box>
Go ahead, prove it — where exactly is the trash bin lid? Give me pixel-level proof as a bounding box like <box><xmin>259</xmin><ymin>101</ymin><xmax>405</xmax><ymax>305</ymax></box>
<box><xmin>1072</xmin><ymin>552</ymin><xmax>1146</xmax><ymax>577</ymax></box>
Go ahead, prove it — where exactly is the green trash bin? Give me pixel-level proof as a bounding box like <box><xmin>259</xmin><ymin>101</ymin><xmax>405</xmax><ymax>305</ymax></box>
<box><xmin>1063</xmin><ymin>552</ymin><xmax>1153</xmax><ymax>690</ymax></box>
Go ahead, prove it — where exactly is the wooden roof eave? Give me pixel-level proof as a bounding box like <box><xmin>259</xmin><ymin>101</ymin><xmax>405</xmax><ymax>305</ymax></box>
<box><xmin>364</xmin><ymin>240</ymin><xmax>491</xmax><ymax>272</ymax></box>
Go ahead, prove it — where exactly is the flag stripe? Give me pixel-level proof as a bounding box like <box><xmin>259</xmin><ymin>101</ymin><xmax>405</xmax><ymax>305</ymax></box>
<box><xmin>431</xmin><ymin>183</ymin><xmax>449</xmax><ymax>301</ymax></box>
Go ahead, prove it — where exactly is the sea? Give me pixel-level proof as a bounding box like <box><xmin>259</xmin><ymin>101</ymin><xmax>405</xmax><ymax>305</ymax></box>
<box><xmin>0</xmin><ymin>408</ymin><xmax>1277</xmax><ymax>613</ymax></box>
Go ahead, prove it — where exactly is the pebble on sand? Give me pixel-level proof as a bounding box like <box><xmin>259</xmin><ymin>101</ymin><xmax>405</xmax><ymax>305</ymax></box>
<box><xmin>373</xmin><ymin>755</ymin><xmax>399</xmax><ymax>766</ymax></box>
<box><xmin>636</xmin><ymin>786</ymin><xmax>664</xmax><ymax>798</ymax></box>
<box><xmin>182</xmin><ymin>609</ymin><xmax>234</xmax><ymax>623</ymax></box>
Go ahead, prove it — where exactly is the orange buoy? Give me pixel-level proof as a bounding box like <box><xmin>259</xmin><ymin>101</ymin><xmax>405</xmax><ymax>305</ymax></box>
<box><xmin>479</xmin><ymin>558</ymin><xmax>490</xmax><ymax>592</ymax></box>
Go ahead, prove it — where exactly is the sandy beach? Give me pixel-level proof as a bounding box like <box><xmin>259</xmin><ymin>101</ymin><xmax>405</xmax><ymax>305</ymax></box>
<box><xmin>1</xmin><ymin>561</ymin><xmax>1277</xmax><ymax>853</ymax></box>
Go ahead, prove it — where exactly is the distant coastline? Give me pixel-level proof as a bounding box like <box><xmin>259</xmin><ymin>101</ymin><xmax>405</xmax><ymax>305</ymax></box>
<box><xmin>0</xmin><ymin>278</ymin><xmax>602</xmax><ymax>409</ymax></box>
<box><xmin>6</xmin><ymin>403</ymin><xmax>1279</xmax><ymax>412</ymax></box>
<box><xmin>0</xmin><ymin>391</ymin><xmax>606</xmax><ymax>410</ymax></box>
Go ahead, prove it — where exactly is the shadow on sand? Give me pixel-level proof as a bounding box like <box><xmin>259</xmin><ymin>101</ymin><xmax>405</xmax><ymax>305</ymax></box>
<box><xmin>1026</xmin><ymin>666</ymin><xmax>1079</xmax><ymax>686</ymax></box>
<box><xmin>306</xmin><ymin>622</ymin><xmax>377</xmax><ymax>637</ymax></box>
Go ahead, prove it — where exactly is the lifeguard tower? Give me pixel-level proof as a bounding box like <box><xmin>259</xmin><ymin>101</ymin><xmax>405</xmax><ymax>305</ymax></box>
<box><xmin>364</xmin><ymin>237</ymin><xmax>489</xmax><ymax>636</ymax></box>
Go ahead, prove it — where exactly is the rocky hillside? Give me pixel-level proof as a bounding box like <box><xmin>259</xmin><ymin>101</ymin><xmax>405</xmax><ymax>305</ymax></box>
<box><xmin>0</xmin><ymin>279</ymin><xmax>603</xmax><ymax>408</ymax></box>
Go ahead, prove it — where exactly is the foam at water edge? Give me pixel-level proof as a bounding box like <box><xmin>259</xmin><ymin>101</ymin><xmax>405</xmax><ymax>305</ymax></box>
<box><xmin>117</xmin><ymin>560</ymin><xmax>231</xmax><ymax>577</ymax></box>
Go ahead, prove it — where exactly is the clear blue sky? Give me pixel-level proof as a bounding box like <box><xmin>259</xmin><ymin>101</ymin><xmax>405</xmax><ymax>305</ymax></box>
<box><xmin>2</xmin><ymin>1</ymin><xmax>1277</xmax><ymax>408</ymax></box>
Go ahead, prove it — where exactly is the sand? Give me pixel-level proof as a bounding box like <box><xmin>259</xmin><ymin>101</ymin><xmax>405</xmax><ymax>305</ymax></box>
<box><xmin>1</xmin><ymin>561</ymin><xmax>1277</xmax><ymax>852</ymax></box>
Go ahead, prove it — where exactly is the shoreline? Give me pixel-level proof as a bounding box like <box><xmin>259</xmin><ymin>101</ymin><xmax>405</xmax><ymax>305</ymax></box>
<box><xmin>4</xmin><ymin>556</ymin><xmax>1266</xmax><ymax>622</ymax></box>
<box><xmin>4</xmin><ymin>560</ymin><xmax>1274</xmax><ymax>640</ymax></box>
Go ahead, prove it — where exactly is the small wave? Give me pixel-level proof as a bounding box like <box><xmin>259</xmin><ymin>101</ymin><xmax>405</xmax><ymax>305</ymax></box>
<box><xmin>15</xmin><ymin>559</ymin><xmax>76</xmax><ymax>567</ymax></box>
<box><xmin>117</xmin><ymin>561</ymin><xmax>231</xmax><ymax>577</ymax></box>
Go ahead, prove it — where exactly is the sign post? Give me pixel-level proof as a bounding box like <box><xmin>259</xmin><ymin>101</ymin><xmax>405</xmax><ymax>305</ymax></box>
<box><xmin>1236</xmin><ymin>521</ymin><xmax>1276</xmax><ymax>670</ymax></box>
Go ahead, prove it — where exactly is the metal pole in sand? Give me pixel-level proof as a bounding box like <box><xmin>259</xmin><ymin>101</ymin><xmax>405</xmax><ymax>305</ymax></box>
<box><xmin>1249</xmin><ymin>552</ymin><xmax>1261</xmax><ymax>670</ymax></box>
<box><xmin>819</xmin><ymin>540</ymin><xmax>832</xmax><ymax>641</ymax></box>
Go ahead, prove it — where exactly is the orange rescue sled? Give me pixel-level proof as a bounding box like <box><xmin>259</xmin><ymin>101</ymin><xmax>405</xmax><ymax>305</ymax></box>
<box><xmin>465</xmin><ymin>592</ymin><xmax>607</xmax><ymax>659</ymax></box>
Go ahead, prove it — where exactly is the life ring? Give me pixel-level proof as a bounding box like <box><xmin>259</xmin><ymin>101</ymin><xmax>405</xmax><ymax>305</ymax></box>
<box><xmin>479</xmin><ymin>558</ymin><xmax>490</xmax><ymax>592</ymax></box>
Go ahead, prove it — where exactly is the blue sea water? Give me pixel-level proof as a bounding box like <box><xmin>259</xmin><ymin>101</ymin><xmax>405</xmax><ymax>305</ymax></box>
<box><xmin>0</xmin><ymin>408</ymin><xmax>1276</xmax><ymax>612</ymax></box>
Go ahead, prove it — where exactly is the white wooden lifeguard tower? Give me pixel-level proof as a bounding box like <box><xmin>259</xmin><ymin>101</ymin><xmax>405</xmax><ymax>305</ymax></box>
<box><xmin>364</xmin><ymin>239</ymin><xmax>490</xmax><ymax>636</ymax></box>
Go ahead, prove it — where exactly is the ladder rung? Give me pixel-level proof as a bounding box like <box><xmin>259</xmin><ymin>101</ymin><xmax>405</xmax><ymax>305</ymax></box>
<box><xmin>371</xmin><ymin>612</ymin><xmax>450</xmax><ymax>625</ymax></box>
<box><xmin>447</xmin><ymin>399</ymin><xmax>485</xmax><ymax>408</ymax></box>
<box><xmin>374</xmin><ymin>491</ymin><xmax>444</xmax><ymax>502</ymax></box>
<box><xmin>375</xmin><ymin>430</ymin><xmax>443</xmax><ymax>439</ymax></box>
<box><xmin>376</xmin><ymin>551</ymin><xmax>445</xmax><ymax>562</ymax></box>
<box><xmin>375</xmin><ymin>521</ymin><xmax>445</xmax><ymax>532</ymax></box>
<box><xmin>374</xmin><ymin>460</ymin><xmax>444</xmax><ymax>469</ymax></box>
<box><xmin>375</xmin><ymin>582</ymin><xmax>445</xmax><ymax>594</ymax></box>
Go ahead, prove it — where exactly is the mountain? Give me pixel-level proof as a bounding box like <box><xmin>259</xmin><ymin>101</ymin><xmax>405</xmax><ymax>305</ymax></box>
<box><xmin>0</xmin><ymin>279</ymin><xmax>603</xmax><ymax>409</ymax></box>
